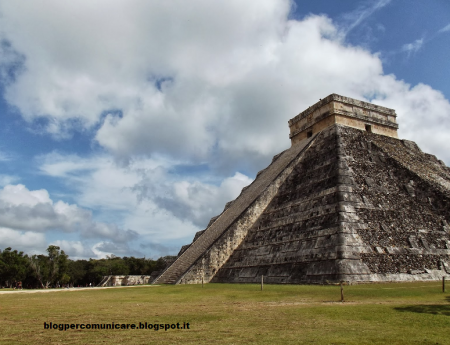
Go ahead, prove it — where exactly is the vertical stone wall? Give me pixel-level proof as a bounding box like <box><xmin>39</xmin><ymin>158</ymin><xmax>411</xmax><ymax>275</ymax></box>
<box><xmin>213</xmin><ymin>125</ymin><xmax>371</xmax><ymax>284</ymax></box>
<box><xmin>339</xmin><ymin>127</ymin><xmax>450</xmax><ymax>280</ymax></box>
<box><xmin>288</xmin><ymin>94</ymin><xmax>398</xmax><ymax>145</ymax></box>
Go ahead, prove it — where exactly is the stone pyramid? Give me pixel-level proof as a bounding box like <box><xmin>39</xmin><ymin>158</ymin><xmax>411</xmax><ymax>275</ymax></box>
<box><xmin>153</xmin><ymin>94</ymin><xmax>450</xmax><ymax>285</ymax></box>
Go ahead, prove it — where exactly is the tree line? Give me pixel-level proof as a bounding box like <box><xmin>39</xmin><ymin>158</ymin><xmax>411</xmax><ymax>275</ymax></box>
<box><xmin>0</xmin><ymin>245</ymin><xmax>172</xmax><ymax>289</ymax></box>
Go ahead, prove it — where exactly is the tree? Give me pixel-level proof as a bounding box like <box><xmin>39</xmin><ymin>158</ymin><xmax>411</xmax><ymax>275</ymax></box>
<box><xmin>0</xmin><ymin>247</ymin><xmax>29</xmax><ymax>288</ymax></box>
<box><xmin>60</xmin><ymin>273</ymin><xmax>71</xmax><ymax>285</ymax></box>
<box><xmin>48</xmin><ymin>245</ymin><xmax>69</xmax><ymax>285</ymax></box>
<box><xmin>29</xmin><ymin>254</ymin><xmax>50</xmax><ymax>288</ymax></box>
<box><xmin>29</xmin><ymin>246</ymin><xmax>70</xmax><ymax>288</ymax></box>
<box><xmin>67</xmin><ymin>259</ymin><xmax>88</xmax><ymax>286</ymax></box>
<box><xmin>0</xmin><ymin>245</ymin><xmax>171</xmax><ymax>288</ymax></box>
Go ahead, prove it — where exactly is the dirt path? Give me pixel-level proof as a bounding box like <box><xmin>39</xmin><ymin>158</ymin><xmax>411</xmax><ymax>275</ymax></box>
<box><xmin>0</xmin><ymin>285</ymin><xmax>159</xmax><ymax>294</ymax></box>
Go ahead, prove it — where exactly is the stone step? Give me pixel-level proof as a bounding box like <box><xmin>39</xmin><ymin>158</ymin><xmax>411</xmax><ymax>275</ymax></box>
<box><xmin>153</xmin><ymin>135</ymin><xmax>317</xmax><ymax>285</ymax></box>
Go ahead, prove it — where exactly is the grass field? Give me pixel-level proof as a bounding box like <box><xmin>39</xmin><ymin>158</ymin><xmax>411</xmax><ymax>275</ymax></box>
<box><xmin>1</xmin><ymin>282</ymin><xmax>449</xmax><ymax>344</ymax></box>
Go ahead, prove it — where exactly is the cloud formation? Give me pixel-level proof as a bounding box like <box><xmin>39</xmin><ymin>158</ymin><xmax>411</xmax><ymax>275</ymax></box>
<box><xmin>37</xmin><ymin>152</ymin><xmax>252</xmax><ymax>239</ymax></box>
<box><xmin>0</xmin><ymin>227</ymin><xmax>46</xmax><ymax>253</ymax></box>
<box><xmin>0</xmin><ymin>174</ymin><xmax>18</xmax><ymax>187</ymax></box>
<box><xmin>136</xmin><ymin>172</ymin><xmax>253</xmax><ymax>227</ymax></box>
<box><xmin>50</xmin><ymin>240</ymin><xmax>95</xmax><ymax>259</ymax></box>
<box><xmin>0</xmin><ymin>0</ymin><xmax>448</xmax><ymax>168</ymax></box>
<box><xmin>0</xmin><ymin>184</ymin><xmax>136</xmax><ymax>242</ymax></box>
<box><xmin>439</xmin><ymin>23</ymin><xmax>450</xmax><ymax>33</ymax></box>
<box><xmin>401</xmin><ymin>38</ymin><xmax>424</xmax><ymax>57</ymax></box>
<box><xmin>339</xmin><ymin>0</ymin><xmax>391</xmax><ymax>36</ymax></box>
<box><xmin>0</xmin><ymin>0</ymin><xmax>449</xmax><ymax>257</ymax></box>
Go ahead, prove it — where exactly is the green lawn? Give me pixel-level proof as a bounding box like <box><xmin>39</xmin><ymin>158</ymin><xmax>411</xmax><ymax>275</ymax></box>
<box><xmin>0</xmin><ymin>282</ymin><xmax>449</xmax><ymax>344</ymax></box>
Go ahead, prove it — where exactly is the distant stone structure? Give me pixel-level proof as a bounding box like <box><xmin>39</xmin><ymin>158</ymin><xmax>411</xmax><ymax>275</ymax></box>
<box><xmin>153</xmin><ymin>94</ymin><xmax>450</xmax><ymax>285</ymax></box>
<box><xmin>97</xmin><ymin>275</ymin><xmax>151</xmax><ymax>287</ymax></box>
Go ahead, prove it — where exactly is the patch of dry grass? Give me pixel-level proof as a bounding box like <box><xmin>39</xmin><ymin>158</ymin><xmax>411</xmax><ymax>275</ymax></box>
<box><xmin>0</xmin><ymin>282</ymin><xmax>449</xmax><ymax>344</ymax></box>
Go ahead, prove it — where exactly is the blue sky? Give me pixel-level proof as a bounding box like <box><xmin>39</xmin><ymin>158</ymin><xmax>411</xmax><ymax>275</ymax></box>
<box><xmin>0</xmin><ymin>0</ymin><xmax>449</xmax><ymax>259</ymax></box>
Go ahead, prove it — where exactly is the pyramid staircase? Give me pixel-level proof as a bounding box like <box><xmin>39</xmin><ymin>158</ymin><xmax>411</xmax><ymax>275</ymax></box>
<box><xmin>152</xmin><ymin>134</ymin><xmax>318</xmax><ymax>284</ymax></box>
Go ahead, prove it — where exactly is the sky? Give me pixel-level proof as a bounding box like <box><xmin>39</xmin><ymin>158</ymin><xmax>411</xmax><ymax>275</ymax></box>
<box><xmin>0</xmin><ymin>0</ymin><xmax>449</xmax><ymax>260</ymax></box>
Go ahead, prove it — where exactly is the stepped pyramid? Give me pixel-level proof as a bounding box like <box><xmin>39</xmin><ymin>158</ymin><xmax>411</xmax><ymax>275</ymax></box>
<box><xmin>153</xmin><ymin>94</ymin><xmax>450</xmax><ymax>285</ymax></box>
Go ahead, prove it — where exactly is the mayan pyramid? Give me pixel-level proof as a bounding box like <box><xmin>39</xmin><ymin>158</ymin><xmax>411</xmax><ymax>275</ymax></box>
<box><xmin>153</xmin><ymin>94</ymin><xmax>450</xmax><ymax>285</ymax></box>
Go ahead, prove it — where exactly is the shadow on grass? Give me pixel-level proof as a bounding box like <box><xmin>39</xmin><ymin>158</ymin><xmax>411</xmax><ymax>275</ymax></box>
<box><xmin>394</xmin><ymin>297</ymin><xmax>450</xmax><ymax>316</ymax></box>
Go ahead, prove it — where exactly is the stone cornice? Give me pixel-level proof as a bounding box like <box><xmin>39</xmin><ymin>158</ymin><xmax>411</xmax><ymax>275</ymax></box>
<box><xmin>288</xmin><ymin>94</ymin><xmax>397</xmax><ymax>127</ymax></box>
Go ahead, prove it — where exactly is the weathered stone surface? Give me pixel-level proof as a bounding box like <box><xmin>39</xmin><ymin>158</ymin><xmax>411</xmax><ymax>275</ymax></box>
<box><xmin>98</xmin><ymin>275</ymin><xmax>151</xmax><ymax>287</ymax></box>
<box><xmin>153</xmin><ymin>134</ymin><xmax>318</xmax><ymax>284</ymax></box>
<box><xmin>154</xmin><ymin>95</ymin><xmax>450</xmax><ymax>285</ymax></box>
<box><xmin>177</xmin><ymin>244</ymin><xmax>191</xmax><ymax>256</ymax></box>
<box><xmin>288</xmin><ymin>94</ymin><xmax>398</xmax><ymax>144</ymax></box>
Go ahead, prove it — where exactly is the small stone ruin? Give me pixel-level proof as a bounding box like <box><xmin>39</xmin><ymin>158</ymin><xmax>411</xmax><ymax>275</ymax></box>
<box><xmin>98</xmin><ymin>275</ymin><xmax>151</xmax><ymax>287</ymax></box>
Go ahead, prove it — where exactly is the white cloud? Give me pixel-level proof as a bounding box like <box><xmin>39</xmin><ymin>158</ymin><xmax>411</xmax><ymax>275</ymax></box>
<box><xmin>0</xmin><ymin>184</ymin><xmax>135</xmax><ymax>243</ymax></box>
<box><xmin>401</xmin><ymin>38</ymin><xmax>424</xmax><ymax>57</ymax></box>
<box><xmin>138</xmin><ymin>241</ymin><xmax>181</xmax><ymax>259</ymax></box>
<box><xmin>38</xmin><ymin>152</ymin><xmax>252</xmax><ymax>239</ymax></box>
<box><xmin>50</xmin><ymin>239</ymin><xmax>141</xmax><ymax>260</ymax></box>
<box><xmin>0</xmin><ymin>184</ymin><xmax>52</xmax><ymax>206</ymax></box>
<box><xmin>0</xmin><ymin>227</ymin><xmax>46</xmax><ymax>253</ymax></box>
<box><xmin>0</xmin><ymin>151</ymin><xmax>12</xmax><ymax>162</ymax></box>
<box><xmin>50</xmin><ymin>240</ymin><xmax>95</xmax><ymax>259</ymax></box>
<box><xmin>39</xmin><ymin>152</ymin><xmax>164</xmax><ymax>212</ymax></box>
<box><xmin>438</xmin><ymin>23</ymin><xmax>450</xmax><ymax>33</ymax></box>
<box><xmin>91</xmin><ymin>241</ymin><xmax>143</xmax><ymax>259</ymax></box>
<box><xmin>0</xmin><ymin>174</ymin><xmax>19</xmax><ymax>187</ymax></box>
<box><xmin>38</xmin><ymin>153</ymin><xmax>100</xmax><ymax>178</ymax></box>
<box><xmin>139</xmin><ymin>171</ymin><xmax>253</xmax><ymax>227</ymax></box>
<box><xmin>369</xmin><ymin>81</ymin><xmax>450</xmax><ymax>162</ymax></box>
<box><xmin>339</xmin><ymin>0</ymin><xmax>391</xmax><ymax>36</ymax></box>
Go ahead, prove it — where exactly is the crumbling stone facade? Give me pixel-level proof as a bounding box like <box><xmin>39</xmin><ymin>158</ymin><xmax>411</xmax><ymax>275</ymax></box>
<box><xmin>98</xmin><ymin>275</ymin><xmax>151</xmax><ymax>287</ymax></box>
<box><xmin>153</xmin><ymin>95</ymin><xmax>450</xmax><ymax>285</ymax></box>
<box><xmin>288</xmin><ymin>94</ymin><xmax>398</xmax><ymax>144</ymax></box>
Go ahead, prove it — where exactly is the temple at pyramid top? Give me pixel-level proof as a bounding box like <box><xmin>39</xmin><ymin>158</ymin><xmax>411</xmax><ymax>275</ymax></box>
<box><xmin>288</xmin><ymin>94</ymin><xmax>398</xmax><ymax>145</ymax></box>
